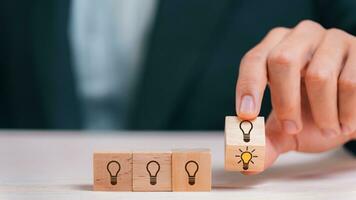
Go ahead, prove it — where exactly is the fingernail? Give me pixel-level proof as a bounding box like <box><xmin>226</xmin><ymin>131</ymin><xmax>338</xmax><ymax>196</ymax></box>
<box><xmin>322</xmin><ymin>129</ymin><xmax>338</xmax><ymax>138</ymax></box>
<box><xmin>282</xmin><ymin>120</ymin><xmax>298</xmax><ymax>134</ymax></box>
<box><xmin>341</xmin><ymin>124</ymin><xmax>352</xmax><ymax>135</ymax></box>
<box><xmin>239</xmin><ymin>95</ymin><xmax>255</xmax><ymax>115</ymax></box>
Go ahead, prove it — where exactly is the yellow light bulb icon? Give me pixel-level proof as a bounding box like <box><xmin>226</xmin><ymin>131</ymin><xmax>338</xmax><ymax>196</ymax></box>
<box><xmin>107</xmin><ymin>160</ymin><xmax>121</xmax><ymax>185</ymax></box>
<box><xmin>235</xmin><ymin>146</ymin><xmax>258</xmax><ymax>170</ymax></box>
<box><xmin>241</xmin><ymin>151</ymin><xmax>252</xmax><ymax>170</ymax></box>
<box><xmin>146</xmin><ymin>160</ymin><xmax>160</xmax><ymax>185</ymax></box>
<box><xmin>239</xmin><ymin>120</ymin><xmax>253</xmax><ymax>142</ymax></box>
<box><xmin>185</xmin><ymin>160</ymin><xmax>199</xmax><ymax>185</ymax></box>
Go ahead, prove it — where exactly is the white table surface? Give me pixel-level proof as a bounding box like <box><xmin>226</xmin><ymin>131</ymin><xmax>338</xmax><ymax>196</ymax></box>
<box><xmin>0</xmin><ymin>131</ymin><xmax>355</xmax><ymax>200</ymax></box>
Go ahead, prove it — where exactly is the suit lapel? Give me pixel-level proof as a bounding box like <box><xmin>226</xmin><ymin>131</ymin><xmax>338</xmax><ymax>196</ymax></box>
<box><xmin>31</xmin><ymin>0</ymin><xmax>82</xmax><ymax>128</ymax></box>
<box><xmin>129</xmin><ymin>0</ymin><xmax>234</xmax><ymax>129</ymax></box>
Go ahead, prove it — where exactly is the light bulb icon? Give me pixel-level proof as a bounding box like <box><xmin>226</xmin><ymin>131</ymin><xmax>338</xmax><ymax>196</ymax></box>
<box><xmin>239</xmin><ymin>120</ymin><xmax>253</xmax><ymax>142</ymax></box>
<box><xmin>146</xmin><ymin>160</ymin><xmax>160</xmax><ymax>185</ymax></box>
<box><xmin>107</xmin><ymin>160</ymin><xmax>121</xmax><ymax>185</ymax></box>
<box><xmin>185</xmin><ymin>160</ymin><xmax>199</xmax><ymax>185</ymax></box>
<box><xmin>235</xmin><ymin>146</ymin><xmax>258</xmax><ymax>170</ymax></box>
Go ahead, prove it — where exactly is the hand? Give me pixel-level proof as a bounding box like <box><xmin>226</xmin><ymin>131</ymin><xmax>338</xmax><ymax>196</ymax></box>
<box><xmin>235</xmin><ymin>20</ymin><xmax>356</xmax><ymax>174</ymax></box>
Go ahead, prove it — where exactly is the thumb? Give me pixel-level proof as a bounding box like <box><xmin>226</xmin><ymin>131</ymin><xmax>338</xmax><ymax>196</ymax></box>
<box><xmin>241</xmin><ymin>136</ymin><xmax>280</xmax><ymax>175</ymax></box>
<box><xmin>241</xmin><ymin>112</ymin><xmax>297</xmax><ymax>175</ymax></box>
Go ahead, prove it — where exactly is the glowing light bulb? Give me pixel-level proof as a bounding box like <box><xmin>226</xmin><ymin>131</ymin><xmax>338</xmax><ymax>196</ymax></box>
<box><xmin>146</xmin><ymin>160</ymin><xmax>160</xmax><ymax>185</ymax></box>
<box><xmin>239</xmin><ymin>120</ymin><xmax>253</xmax><ymax>142</ymax></box>
<box><xmin>185</xmin><ymin>160</ymin><xmax>199</xmax><ymax>185</ymax></box>
<box><xmin>240</xmin><ymin>151</ymin><xmax>252</xmax><ymax>170</ymax></box>
<box><xmin>106</xmin><ymin>160</ymin><xmax>121</xmax><ymax>185</ymax></box>
<box><xmin>236</xmin><ymin>147</ymin><xmax>258</xmax><ymax>170</ymax></box>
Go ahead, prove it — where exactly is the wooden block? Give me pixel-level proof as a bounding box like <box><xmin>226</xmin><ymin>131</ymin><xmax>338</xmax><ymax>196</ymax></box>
<box><xmin>225</xmin><ymin>116</ymin><xmax>265</xmax><ymax>172</ymax></box>
<box><xmin>133</xmin><ymin>152</ymin><xmax>172</xmax><ymax>192</ymax></box>
<box><xmin>172</xmin><ymin>149</ymin><xmax>211</xmax><ymax>192</ymax></box>
<box><xmin>93</xmin><ymin>152</ymin><xmax>132</xmax><ymax>191</ymax></box>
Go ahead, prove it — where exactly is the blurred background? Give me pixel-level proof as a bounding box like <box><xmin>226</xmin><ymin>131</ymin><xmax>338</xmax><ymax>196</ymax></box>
<box><xmin>0</xmin><ymin>0</ymin><xmax>355</xmax><ymax>130</ymax></box>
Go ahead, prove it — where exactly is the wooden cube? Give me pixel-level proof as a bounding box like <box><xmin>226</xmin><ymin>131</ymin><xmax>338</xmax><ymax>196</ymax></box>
<box><xmin>93</xmin><ymin>152</ymin><xmax>132</xmax><ymax>191</ymax></box>
<box><xmin>133</xmin><ymin>152</ymin><xmax>172</xmax><ymax>192</ymax></box>
<box><xmin>225</xmin><ymin>116</ymin><xmax>265</xmax><ymax>172</ymax></box>
<box><xmin>172</xmin><ymin>149</ymin><xmax>211</xmax><ymax>191</ymax></box>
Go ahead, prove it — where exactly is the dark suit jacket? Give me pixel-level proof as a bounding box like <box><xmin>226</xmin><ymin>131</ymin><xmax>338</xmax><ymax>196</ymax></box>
<box><xmin>1</xmin><ymin>0</ymin><xmax>356</xmax><ymax>153</ymax></box>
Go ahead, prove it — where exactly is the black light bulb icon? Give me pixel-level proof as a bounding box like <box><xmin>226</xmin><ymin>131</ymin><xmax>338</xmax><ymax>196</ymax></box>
<box><xmin>185</xmin><ymin>160</ymin><xmax>199</xmax><ymax>185</ymax></box>
<box><xmin>107</xmin><ymin>160</ymin><xmax>121</xmax><ymax>185</ymax></box>
<box><xmin>239</xmin><ymin>120</ymin><xmax>253</xmax><ymax>142</ymax></box>
<box><xmin>146</xmin><ymin>160</ymin><xmax>160</xmax><ymax>185</ymax></box>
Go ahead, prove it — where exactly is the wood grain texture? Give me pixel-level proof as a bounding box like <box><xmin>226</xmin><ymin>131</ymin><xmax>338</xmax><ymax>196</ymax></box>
<box><xmin>172</xmin><ymin>149</ymin><xmax>211</xmax><ymax>191</ymax></box>
<box><xmin>133</xmin><ymin>152</ymin><xmax>172</xmax><ymax>191</ymax></box>
<box><xmin>93</xmin><ymin>152</ymin><xmax>132</xmax><ymax>191</ymax></box>
<box><xmin>225</xmin><ymin>116</ymin><xmax>265</xmax><ymax>172</ymax></box>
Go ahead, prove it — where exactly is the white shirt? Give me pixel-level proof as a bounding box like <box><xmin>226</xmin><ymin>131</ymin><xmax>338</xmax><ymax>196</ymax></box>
<box><xmin>70</xmin><ymin>0</ymin><xmax>157</xmax><ymax>129</ymax></box>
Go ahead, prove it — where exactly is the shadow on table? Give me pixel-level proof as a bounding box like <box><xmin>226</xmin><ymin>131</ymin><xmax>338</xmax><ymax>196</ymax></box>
<box><xmin>72</xmin><ymin>184</ymin><xmax>92</xmax><ymax>191</ymax></box>
<box><xmin>213</xmin><ymin>149</ymin><xmax>356</xmax><ymax>189</ymax></box>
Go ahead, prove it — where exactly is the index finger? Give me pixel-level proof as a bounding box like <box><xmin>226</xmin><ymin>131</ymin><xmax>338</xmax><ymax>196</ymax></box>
<box><xmin>236</xmin><ymin>27</ymin><xmax>290</xmax><ymax>119</ymax></box>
